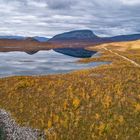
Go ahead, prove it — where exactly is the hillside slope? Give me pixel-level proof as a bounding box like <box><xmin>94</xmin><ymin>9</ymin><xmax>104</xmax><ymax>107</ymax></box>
<box><xmin>0</xmin><ymin>40</ymin><xmax>140</xmax><ymax>139</ymax></box>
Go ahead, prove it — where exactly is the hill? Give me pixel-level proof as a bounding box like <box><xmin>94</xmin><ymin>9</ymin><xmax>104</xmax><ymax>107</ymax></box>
<box><xmin>48</xmin><ymin>30</ymin><xmax>99</xmax><ymax>42</ymax></box>
<box><xmin>48</xmin><ymin>30</ymin><xmax>140</xmax><ymax>49</ymax></box>
<box><xmin>49</xmin><ymin>30</ymin><xmax>140</xmax><ymax>43</ymax></box>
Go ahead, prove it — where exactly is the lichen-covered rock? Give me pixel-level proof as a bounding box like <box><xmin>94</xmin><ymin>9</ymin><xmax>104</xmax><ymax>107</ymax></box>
<box><xmin>0</xmin><ymin>109</ymin><xmax>46</xmax><ymax>140</ymax></box>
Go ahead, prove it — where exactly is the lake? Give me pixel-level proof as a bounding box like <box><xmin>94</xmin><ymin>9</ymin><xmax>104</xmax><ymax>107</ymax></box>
<box><xmin>0</xmin><ymin>50</ymin><xmax>107</xmax><ymax>77</ymax></box>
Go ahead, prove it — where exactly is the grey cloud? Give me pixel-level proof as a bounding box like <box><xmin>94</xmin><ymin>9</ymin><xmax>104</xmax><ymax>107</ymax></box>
<box><xmin>46</xmin><ymin>0</ymin><xmax>76</xmax><ymax>9</ymax></box>
<box><xmin>0</xmin><ymin>0</ymin><xmax>139</xmax><ymax>37</ymax></box>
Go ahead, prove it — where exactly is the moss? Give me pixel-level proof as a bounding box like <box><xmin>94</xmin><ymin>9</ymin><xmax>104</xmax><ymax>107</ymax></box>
<box><xmin>0</xmin><ymin>127</ymin><xmax>6</xmax><ymax>140</ymax></box>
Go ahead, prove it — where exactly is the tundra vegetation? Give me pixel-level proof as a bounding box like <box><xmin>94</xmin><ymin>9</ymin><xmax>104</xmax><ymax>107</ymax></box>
<box><xmin>0</xmin><ymin>40</ymin><xmax>140</xmax><ymax>140</ymax></box>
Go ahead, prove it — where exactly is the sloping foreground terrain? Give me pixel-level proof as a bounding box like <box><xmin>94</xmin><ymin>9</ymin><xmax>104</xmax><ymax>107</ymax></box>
<box><xmin>0</xmin><ymin>40</ymin><xmax>140</xmax><ymax>139</ymax></box>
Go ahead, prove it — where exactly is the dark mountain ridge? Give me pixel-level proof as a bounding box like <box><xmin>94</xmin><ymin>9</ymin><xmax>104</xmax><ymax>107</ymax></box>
<box><xmin>0</xmin><ymin>30</ymin><xmax>140</xmax><ymax>54</ymax></box>
<box><xmin>105</xmin><ymin>34</ymin><xmax>140</xmax><ymax>42</ymax></box>
<box><xmin>50</xmin><ymin>30</ymin><xmax>140</xmax><ymax>57</ymax></box>
<box><xmin>48</xmin><ymin>30</ymin><xmax>99</xmax><ymax>42</ymax></box>
<box><xmin>0</xmin><ymin>36</ymin><xmax>49</xmax><ymax>42</ymax></box>
<box><xmin>49</xmin><ymin>30</ymin><xmax>140</xmax><ymax>43</ymax></box>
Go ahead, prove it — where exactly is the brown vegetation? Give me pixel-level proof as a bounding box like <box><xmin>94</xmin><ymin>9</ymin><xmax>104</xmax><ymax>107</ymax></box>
<box><xmin>0</xmin><ymin>38</ymin><xmax>51</xmax><ymax>52</ymax></box>
<box><xmin>0</xmin><ymin>40</ymin><xmax>140</xmax><ymax>139</ymax></box>
<box><xmin>0</xmin><ymin>39</ymin><xmax>98</xmax><ymax>52</ymax></box>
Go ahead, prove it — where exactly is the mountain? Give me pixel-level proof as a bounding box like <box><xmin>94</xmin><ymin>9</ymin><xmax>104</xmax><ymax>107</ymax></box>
<box><xmin>48</xmin><ymin>30</ymin><xmax>140</xmax><ymax>49</ymax></box>
<box><xmin>105</xmin><ymin>34</ymin><xmax>140</xmax><ymax>42</ymax></box>
<box><xmin>49</xmin><ymin>30</ymin><xmax>140</xmax><ymax>43</ymax></box>
<box><xmin>49</xmin><ymin>30</ymin><xmax>140</xmax><ymax>57</ymax></box>
<box><xmin>0</xmin><ymin>36</ymin><xmax>26</xmax><ymax>40</ymax></box>
<box><xmin>48</xmin><ymin>30</ymin><xmax>101</xmax><ymax>49</ymax></box>
<box><xmin>48</xmin><ymin>30</ymin><xmax>99</xmax><ymax>42</ymax></box>
<box><xmin>0</xmin><ymin>36</ymin><xmax>49</xmax><ymax>42</ymax></box>
<box><xmin>33</xmin><ymin>36</ymin><xmax>49</xmax><ymax>42</ymax></box>
<box><xmin>0</xmin><ymin>30</ymin><xmax>140</xmax><ymax>53</ymax></box>
<box><xmin>48</xmin><ymin>30</ymin><xmax>140</xmax><ymax>42</ymax></box>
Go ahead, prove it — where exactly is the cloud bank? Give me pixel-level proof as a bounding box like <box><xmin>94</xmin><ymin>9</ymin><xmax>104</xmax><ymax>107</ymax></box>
<box><xmin>0</xmin><ymin>0</ymin><xmax>139</xmax><ymax>37</ymax></box>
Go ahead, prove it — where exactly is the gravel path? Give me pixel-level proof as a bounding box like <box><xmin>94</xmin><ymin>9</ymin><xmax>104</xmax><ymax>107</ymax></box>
<box><xmin>103</xmin><ymin>47</ymin><xmax>140</xmax><ymax>68</ymax></box>
<box><xmin>0</xmin><ymin>109</ymin><xmax>46</xmax><ymax>140</ymax></box>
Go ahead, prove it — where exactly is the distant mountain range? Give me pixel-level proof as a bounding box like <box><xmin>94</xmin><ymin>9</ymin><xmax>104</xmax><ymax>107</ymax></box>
<box><xmin>48</xmin><ymin>29</ymin><xmax>140</xmax><ymax>43</ymax></box>
<box><xmin>33</xmin><ymin>37</ymin><xmax>49</xmax><ymax>42</ymax></box>
<box><xmin>0</xmin><ymin>30</ymin><xmax>140</xmax><ymax>53</ymax></box>
<box><xmin>103</xmin><ymin>34</ymin><xmax>140</xmax><ymax>42</ymax></box>
<box><xmin>1</xmin><ymin>30</ymin><xmax>140</xmax><ymax>45</ymax></box>
<box><xmin>0</xmin><ymin>36</ymin><xmax>49</xmax><ymax>42</ymax></box>
<box><xmin>48</xmin><ymin>30</ymin><xmax>140</xmax><ymax>49</ymax></box>
<box><xmin>0</xmin><ymin>36</ymin><xmax>26</xmax><ymax>40</ymax></box>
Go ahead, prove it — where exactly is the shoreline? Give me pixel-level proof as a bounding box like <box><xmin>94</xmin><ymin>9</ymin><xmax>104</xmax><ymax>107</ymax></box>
<box><xmin>0</xmin><ymin>40</ymin><xmax>139</xmax><ymax>139</ymax></box>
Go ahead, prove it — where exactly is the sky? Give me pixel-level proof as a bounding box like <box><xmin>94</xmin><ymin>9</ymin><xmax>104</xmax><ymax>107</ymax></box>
<box><xmin>0</xmin><ymin>0</ymin><xmax>140</xmax><ymax>37</ymax></box>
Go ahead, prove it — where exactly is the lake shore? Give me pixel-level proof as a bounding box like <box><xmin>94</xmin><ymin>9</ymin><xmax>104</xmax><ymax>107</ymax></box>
<box><xmin>0</xmin><ymin>49</ymin><xmax>108</xmax><ymax>78</ymax></box>
<box><xmin>0</xmin><ymin>40</ymin><xmax>140</xmax><ymax>139</ymax></box>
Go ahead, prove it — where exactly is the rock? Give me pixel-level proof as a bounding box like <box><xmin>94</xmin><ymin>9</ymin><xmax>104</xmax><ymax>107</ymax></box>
<box><xmin>0</xmin><ymin>109</ymin><xmax>46</xmax><ymax>140</ymax></box>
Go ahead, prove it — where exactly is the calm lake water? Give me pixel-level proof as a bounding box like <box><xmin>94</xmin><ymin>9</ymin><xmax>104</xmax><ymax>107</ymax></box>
<box><xmin>0</xmin><ymin>50</ymin><xmax>107</xmax><ymax>77</ymax></box>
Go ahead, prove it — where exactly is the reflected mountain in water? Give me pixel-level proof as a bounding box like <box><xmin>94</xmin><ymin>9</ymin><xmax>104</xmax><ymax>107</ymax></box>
<box><xmin>0</xmin><ymin>50</ymin><xmax>108</xmax><ymax>77</ymax></box>
<box><xmin>25</xmin><ymin>48</ymin><xmax>96</xmax><ymax>58</ymax></box>
<box><xmin>53</xmin><ymin>48</ymin><xmax>96</xmax><ymax>58</ymax></box>
<box><xmin>25</xmin><ymin>51</ymin><xmax>39</xmax><ymax>55</ymax></box>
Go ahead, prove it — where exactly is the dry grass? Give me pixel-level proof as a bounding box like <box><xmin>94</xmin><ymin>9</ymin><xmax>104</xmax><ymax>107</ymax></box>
<box><xmin>90</xmin><ymin>39</ymin><xmax>140</xmax><ymax>52</ymax></box>
<box><xmin>0</xmin><ymin>40</ymin><xmax>140</xmax><ymax>140</ymax></box>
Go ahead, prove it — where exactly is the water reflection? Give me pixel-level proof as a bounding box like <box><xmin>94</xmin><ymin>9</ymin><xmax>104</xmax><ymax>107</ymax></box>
<box><xmin>0</xmin><ymin>49</ymin><xmax>108</xmax><ymax>77</ymax></box>
<box><xmin>53</xmin><ymin>48</ymin><xmax>96</xmax><ymax>58</ymax></box>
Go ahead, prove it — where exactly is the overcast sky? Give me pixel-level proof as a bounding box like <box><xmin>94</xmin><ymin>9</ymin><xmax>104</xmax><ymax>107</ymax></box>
<box><xmin>0</xmin><ymin>0</ymin><xmax>140</xmax><ymax>37</ymax></box>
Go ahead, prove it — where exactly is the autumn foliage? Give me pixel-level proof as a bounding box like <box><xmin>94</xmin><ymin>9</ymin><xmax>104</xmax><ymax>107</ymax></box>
<box><xmin>0</xmin><ymin>42</ymin><xmax>140</xmax><ymax>139</ymax></box>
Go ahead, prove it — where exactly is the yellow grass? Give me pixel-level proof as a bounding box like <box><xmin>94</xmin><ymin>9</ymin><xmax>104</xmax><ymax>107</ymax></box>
<box><xmin>0</xmin><ymin>40</ymin><xmax>140</xmax><ymax>139</ymax></box>
<box><xmin>91</xmin><ymin>39</ymin><xmax>140</xmax><ymax>51</ymax></box>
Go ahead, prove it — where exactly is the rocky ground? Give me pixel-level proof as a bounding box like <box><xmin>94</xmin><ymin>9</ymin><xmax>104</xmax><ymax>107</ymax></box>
<box><xmin>0</xmin><ymin>109</ymin><xmax>46</xmax><ymax>140</ymax></box>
